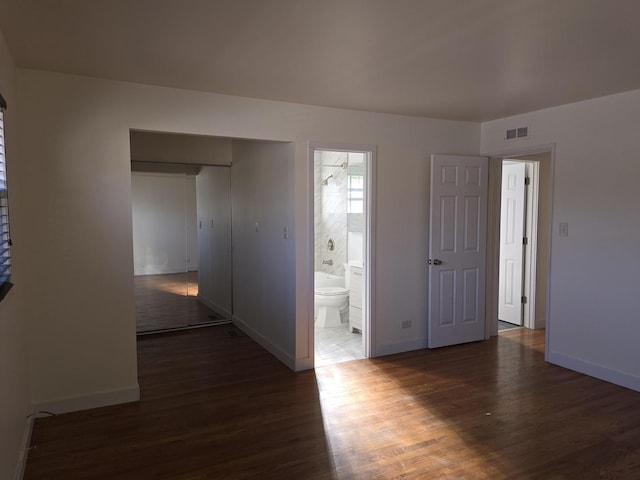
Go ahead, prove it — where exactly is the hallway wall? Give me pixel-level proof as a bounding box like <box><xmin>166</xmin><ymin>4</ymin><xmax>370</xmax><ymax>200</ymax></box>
<box><xmin>15</xmin><ymin>67</ymin><xmax>479</xmax><ymax>407</ymax></box>
<box><xmin>231</xmin><ymin>140</ymin><xmax>296</xmax><ymax>363</ymax></box>
<box><xmin>314</xmin><ymin>151</ymin><xmax>348</xmax><ymax>277</ymax></box>
<box><xmin>0</xmin><ymin>27</ymin><xmax>31</xmax><ymax>480</ymax></box>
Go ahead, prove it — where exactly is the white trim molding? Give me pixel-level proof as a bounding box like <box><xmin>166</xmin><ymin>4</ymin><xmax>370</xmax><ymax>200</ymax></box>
<box><xmin>32</xmin><ymin>385</ymin><xmax>140</xmax><ymax>415</ymax></box>
<box><xmin>232</xmin><ymin>316</ymin><xmax>296</xmax><ymax>371</ymax></box>
<box><xmin>13</xmin><ymin>415</ymin><xmax>34</xmax><ymax>480</ymax></box>
<box><xmin>548</xmin><ymin>350</ymin><xmax>640</xmax><ymax>393</ymax></box>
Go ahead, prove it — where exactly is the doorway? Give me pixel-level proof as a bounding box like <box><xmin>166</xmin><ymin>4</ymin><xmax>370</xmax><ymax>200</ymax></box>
<box><xmin>489</xmin><ymin>151</ymin><xmax>552</xmax><ymax>336</ymax></box>
<box><xmin>310</xmin><ymin>144</ymin><xmax>375</xmax><ymax>367</ymax></box>
<box><xmin>498</xmin><ymin>160</ymin><xmax>529</xmax><ymax>328</ymax></box>
<box><xmin>130</xmin><ymin>162</ymin><xmax>233</xmax><ymax>333</ymax></box>
<box><xmin>130</xmin><ymin>131</ymin><xmax>234</xmax><ymax>334</ymax></box>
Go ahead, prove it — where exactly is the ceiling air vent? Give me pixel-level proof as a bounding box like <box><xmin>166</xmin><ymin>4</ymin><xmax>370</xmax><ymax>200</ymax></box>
<box><xmin>505</xmin><ymin>126</ymin><xmax>529</xmax><ymax>141</ymax></box>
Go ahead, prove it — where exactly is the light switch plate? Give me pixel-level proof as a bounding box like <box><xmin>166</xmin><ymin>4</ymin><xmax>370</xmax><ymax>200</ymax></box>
<box><xmin>559</xmin><ymin>222</ymin><xmax>569</xmax><ymax>237</ymax></box>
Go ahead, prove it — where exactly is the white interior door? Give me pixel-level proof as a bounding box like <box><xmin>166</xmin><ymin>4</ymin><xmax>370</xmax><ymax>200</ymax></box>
<box><xmin>498</xmin><ymin>161</ymin><xmax>526</xmax><ymax>325</ymax></box>
<box><xmin>428</xmin><ymin>155</ymin><xmax>488</xmax><ymax>348</ymax></box>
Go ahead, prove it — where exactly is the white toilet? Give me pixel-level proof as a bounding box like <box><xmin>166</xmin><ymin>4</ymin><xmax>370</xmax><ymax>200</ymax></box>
<box><xmin>315</xmin><ymin>271</ymin><xmax>349</xmax><ymax>328</ymax></box>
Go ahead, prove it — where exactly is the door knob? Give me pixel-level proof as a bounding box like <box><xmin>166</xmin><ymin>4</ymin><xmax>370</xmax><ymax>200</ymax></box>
<box><xmin>428</xmin><ymin>259</ymin><xmax>442</xmax><ymax>265</ymax></box>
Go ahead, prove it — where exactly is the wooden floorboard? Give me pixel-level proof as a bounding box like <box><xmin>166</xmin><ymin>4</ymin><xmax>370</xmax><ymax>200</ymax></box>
<box><xmin>25</xmin><ymin>328</ymin><xmax>640</xmax><ymax>479</ymax></box>
<box><xmin>135</xmin><ymin>272</ymin><xmax>221</xmax><ymax>333</ymax></box>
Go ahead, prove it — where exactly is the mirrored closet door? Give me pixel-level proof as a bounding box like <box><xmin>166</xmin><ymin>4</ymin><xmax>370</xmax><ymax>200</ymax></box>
<box><xmin>131</xmin><ymin>161</ymin><xmax>232</xmax><ymax>333</ymax></box>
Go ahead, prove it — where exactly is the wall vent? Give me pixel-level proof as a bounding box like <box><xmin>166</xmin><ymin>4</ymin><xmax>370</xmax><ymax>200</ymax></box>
<box><xmin>505</xmin><ymin>126</ymin><xmax>529</xmax><ymax>141</ymax></box>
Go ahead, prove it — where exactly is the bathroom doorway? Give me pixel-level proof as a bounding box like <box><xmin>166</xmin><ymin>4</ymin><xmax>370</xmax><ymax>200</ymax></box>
<box><xmin>310</xmin><ymin>145</ymin><xmax>375</xmax><ymax>367</ymax></box>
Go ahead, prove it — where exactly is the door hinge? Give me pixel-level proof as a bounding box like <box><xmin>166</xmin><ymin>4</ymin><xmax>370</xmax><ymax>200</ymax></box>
<box><xmin>523</xmin><ymin>237</ymin><xmax>528</xmax><ymax>245</ymax></box>
<box><xmin>525</xmin><ymin>177</ymin><xmax>531</xmax><ymax>185</ymax></box>
<box><xmin>521</xmin><ymin>295</ymin><xmax>528</xmax><ymax>304</ymax></box>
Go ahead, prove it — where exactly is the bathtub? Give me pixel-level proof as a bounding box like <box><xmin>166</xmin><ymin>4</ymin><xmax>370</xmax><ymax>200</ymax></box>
<box><xmin>314</xmin><ymin>271</ymin><xmax>344</xmax><ymax>288</ymax></box>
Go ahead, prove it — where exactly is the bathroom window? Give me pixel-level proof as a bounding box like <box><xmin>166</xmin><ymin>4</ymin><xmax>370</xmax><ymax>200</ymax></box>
<box><xmin>0</xmin><ymin>93</ymin><xmax>13</xmax><ymax>302</ymax></box>
<box><xmin>347</xmin><ymin>169</ymin><xmax>364</xmax><ymax>232</ymax></box>
<box><xmin>347</xmin><ymin>174</ymin><xmax>364</xmax><ymax>214</ymax></box>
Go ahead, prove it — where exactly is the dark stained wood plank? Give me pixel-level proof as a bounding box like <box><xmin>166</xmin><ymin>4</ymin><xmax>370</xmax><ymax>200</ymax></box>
<box><xmin>135</xmin><ymin>272</ymin><xmax>221</xmax><ymax>333</ymax></box>
<box><xmin>25</xmin><ymin>328</ymin><xmax>640</xmax><ymax>479</ymax></box>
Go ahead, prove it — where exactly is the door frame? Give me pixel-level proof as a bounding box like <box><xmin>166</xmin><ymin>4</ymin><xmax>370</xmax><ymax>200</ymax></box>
<box><xmin>521</xmin><ymin>159</ymin><xmax>540</xmax><ymax>330</ymax></box>
<box><xmin>307</xmin><ymin>142</ymin><xmax>377</xmax><ymax>364</ymax></box>
<box><xmin>483</xmin><ymin>143</ymin><xmax>555</xmax><ymax>361</ymax></box>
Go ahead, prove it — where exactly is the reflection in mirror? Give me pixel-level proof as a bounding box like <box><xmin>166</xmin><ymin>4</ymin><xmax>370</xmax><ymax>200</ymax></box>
<box><xmin>131</xmin><ymin>160</ymin><xmax>232</xmax><ymax>333</ymax></box>
<box><xmin>194</xmin><ymin>166</ymin><xmax>233</xmax><ymax>322</ymax></box>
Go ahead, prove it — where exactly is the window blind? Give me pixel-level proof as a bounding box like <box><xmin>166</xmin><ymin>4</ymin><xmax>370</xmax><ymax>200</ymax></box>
<box><xmin>0</xmin><ymin>93</ymin><xmax>13</xmax><ymax>301</ymax></box>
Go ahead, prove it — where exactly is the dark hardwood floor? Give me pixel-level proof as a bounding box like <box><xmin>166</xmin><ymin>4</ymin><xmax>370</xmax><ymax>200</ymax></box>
<box><xmin>135</xmin><ymin>272</ymin><xmax>220</xmax><ymax>333</ymax></box>
<box><xmin>25</xmin><ymin>328</ymin><xmax>640</xmax><ymax>479</ymax></box>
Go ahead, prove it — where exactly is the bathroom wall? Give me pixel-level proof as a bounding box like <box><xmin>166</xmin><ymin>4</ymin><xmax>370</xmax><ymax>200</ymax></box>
<box><xmin>314</xmin><ymin>151</ymin><xmax>348</xmax><ymax>276</ymax></box>
<box><xmin>347</xmin><ymin>232</ymin><xmax>363</xmax><ymax>264</ymax></box>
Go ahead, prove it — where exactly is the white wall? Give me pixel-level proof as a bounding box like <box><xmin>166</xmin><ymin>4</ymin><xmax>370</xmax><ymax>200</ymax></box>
<box><xmin>16</xmin><ymin>67</ymin><xmax>479</xmax><ymax>409</ymax></box>
<box><xmin>0</xmin><ymin>27</ymin><xmax>31</xmax><ymax>480</ymax></box>
<box><xmin>130</xmin><ymin>130</ymin><xmax>232</xmax><ymax>166</ymax></box>
<box><xmin>231</xmin><ymin>140</ymin><xmax>296</xmax><ymax>365</ymax></box>
<box><xmin>481</xmin><ymin>89</ymin><xmax>640</xmax><ymax>391</ymax></box>
<box><xmin>131</xmin><ymin>172</ymin><xmax>198</xmax><ymax>275</ymax></box>
<box><xmin>17</xmin><ymin>71</ymin><xmax>141</xmax><ymax>413</ymax></box>
<box><xmin>196</xmin><ymin>166</ymin><xmax>232</xmax><ymax>317</ymax></box>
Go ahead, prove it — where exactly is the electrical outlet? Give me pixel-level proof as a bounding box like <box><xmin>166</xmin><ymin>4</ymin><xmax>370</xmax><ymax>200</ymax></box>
<box><xmin>401</xmin><ymin>320</ymin><xmax>412</xmax><ymax>329</ymax></box>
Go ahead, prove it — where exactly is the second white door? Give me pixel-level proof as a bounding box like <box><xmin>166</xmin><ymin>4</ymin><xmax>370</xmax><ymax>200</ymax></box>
<box><xmin>498</xmin><ymin>161</ymin><xmax>526</xmax><ymax>326</ymax></box>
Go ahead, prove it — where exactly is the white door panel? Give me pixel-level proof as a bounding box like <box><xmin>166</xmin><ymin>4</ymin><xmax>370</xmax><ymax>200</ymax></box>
<box><xmin>498</xmin><ymin>162</ymin><xmax>526</xmax><ymax>325</ymax></box>
<box><xmin>429</xmin><ymin>155</ymin><xmax>488</xmax><ymax>348</ymax></box>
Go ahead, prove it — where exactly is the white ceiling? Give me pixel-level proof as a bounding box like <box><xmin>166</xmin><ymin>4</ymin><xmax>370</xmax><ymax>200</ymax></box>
<box><xmin>2</xmin><ymin>0</ymin><xmax>640</xmax><ymax>121</ymax></box>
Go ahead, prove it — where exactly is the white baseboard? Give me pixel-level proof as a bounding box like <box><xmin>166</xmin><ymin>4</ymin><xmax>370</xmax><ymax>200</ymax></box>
<box><xmin>294</xmin><ymin>356</ymin><xmax>313</xmax><ymax>372</ymax></box>
<box><xmin>13</xmin><ymin>415</ymin><xmax>34</xmax><ymax>480</ymax></box>
<box><xmin>32</xmin><ymin>384</ymin><xmax>140</xmax><ymax>415</ymax></box>
<box><xmin>374</xmin><ymin>337</ymin><xmax>428</xmax><ymax>358</ymax></box>
<box><xmin>232</xmin><ymin>315</ymin><xmax>295</xmax><ymax>371</ymax></box>
<box><xmin>548</xmin><ymin>350</ymin><xmax>640</xmax><ymax>392</ymax></box>
<box><xmin>197</xmin><ymin>295</ymin><xmax>231</xmax><ymax>319</ymax></box>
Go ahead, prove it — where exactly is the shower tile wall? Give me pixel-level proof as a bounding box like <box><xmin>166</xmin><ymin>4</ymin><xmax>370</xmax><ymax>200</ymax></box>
<box><xmin>315</xmin><ymin>151</ymin><xmax>348</xmax><ymax>276</ymax></box>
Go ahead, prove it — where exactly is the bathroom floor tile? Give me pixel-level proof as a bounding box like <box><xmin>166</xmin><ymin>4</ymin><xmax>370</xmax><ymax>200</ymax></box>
<box><xmin>315</xmin><ymin>323</ymin><xmax>365</xmax><ymax>367</ymax></box>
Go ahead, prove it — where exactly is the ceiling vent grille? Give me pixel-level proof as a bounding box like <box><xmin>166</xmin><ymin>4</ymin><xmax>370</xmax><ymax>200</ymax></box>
<box><xmin>505</xmin><ymin>126</ymin><xmax>529</xmax><ymax>141</ymax></box>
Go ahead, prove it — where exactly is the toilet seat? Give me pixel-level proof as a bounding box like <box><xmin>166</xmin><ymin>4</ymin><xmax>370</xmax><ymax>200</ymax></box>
<box><xmin>315</xmin><ymin>286</ymin><xmax>349</xmax><ymax>328</ymax></box>
<box><xmin>315</xmin><ymin>286</ymin><xmax>349</xmax><ymax>296</ymax></box>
